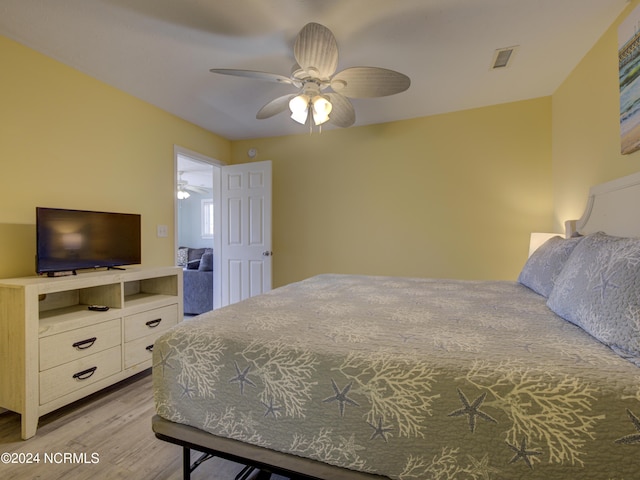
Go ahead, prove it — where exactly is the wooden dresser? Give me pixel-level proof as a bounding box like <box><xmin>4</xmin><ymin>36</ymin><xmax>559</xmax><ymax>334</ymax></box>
<box><xmin>0</xmin><ymin>266</ymin><xmax>183</xmax><ymax>439</ymax></box>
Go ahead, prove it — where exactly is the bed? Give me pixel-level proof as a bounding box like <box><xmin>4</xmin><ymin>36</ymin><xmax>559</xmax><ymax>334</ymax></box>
<box><xmin>153</xmin><ymin>171</ymin><xmax>640</xmax><ymax>479</ymax></box>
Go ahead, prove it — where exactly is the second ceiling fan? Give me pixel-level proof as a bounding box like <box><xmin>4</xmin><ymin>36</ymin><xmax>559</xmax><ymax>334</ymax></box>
<box><xmin>210</xmin><ymin>22</ymin><xmax>411</xmax><ymax>129</ymax></box>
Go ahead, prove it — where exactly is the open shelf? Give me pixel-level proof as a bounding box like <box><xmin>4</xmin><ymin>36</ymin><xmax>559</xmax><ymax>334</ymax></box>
<box><xmin>124</xmin><ymin>293</ymin><xmax>178</xmax><ymax>310</ymax></box>
<box><xmin>38</xmin><ymin>283</ymin><xmax>122</xmax><ymax>313</ymax></box>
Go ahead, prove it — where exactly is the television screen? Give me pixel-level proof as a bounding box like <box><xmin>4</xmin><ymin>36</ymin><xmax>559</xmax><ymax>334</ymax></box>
<box><xmin>36</xmin><ymin>207</ymin><xmax>141</xmax><ymax>274</ymax></box>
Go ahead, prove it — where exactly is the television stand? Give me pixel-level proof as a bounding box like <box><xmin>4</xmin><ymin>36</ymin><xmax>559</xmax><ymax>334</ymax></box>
<box><xmin>0</xmin><ymin>266</ymin><xmax>183</xmax><ymax>440</ymax></box>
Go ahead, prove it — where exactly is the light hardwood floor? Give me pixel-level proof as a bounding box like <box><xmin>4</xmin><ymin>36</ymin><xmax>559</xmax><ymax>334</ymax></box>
<box><xmin>0</xmin><ymin>370</ymin><xmax>256</xmax><ymax>480</ymax></box>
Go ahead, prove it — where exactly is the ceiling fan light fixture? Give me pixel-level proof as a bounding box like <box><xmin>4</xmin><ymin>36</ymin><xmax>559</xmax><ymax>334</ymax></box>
<box><xmin>290</xmin><ymin>109</ymin><xmax>309</xmax><ymax>125</ymax></box>
<box><xmin>177</xmin><ymin>188</ymin><xmax>190</xmax><ymax>200</ymax></box>
<box><xmin>289</xmin><ymin>94</ymin><xmax>310</xmax><ymax>124</ymax></box>
<box><xmin>311</xmin><ymin>95</ymin><xmax>332</xmax><ymax>125</ymax></box>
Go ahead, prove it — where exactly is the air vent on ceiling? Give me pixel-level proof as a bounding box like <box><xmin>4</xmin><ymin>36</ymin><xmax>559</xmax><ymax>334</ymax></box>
<box><xmin>491</xmin><ymin>46</ymin><xmax>519</xmax><ymax>70</ymax></box>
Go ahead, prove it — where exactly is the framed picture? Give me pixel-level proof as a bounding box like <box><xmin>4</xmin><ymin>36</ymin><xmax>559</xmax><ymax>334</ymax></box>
<box><xmin>619</xmin><ymin>5</ymin><xmax>640</xmax><ymax>154</ymax></box>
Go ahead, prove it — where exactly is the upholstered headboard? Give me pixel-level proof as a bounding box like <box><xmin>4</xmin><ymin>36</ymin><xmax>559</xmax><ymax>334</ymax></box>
<box><xmin>567</xmin><ymin>171</ymin><xmax>640</xmax><ymax>238</ymax></box>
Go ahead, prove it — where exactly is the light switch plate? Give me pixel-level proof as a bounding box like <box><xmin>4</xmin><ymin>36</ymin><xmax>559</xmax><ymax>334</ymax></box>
<box><xmin>157</xmin><ymin>225</ymin><xmax>168</xmax><ymax>238</ymax></box>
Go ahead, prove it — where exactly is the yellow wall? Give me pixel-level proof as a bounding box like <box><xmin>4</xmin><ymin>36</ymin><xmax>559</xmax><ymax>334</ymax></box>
<box><xmin>552</xmin><ymin>0</ymin><xmax>640</xmax><ymax>229</ymax></box>
<box><xmin>0</xmin><ymin>28</ymin><xmax>555</xmax><ymax>291</ymax></box>
<box><xmin>1</xmin><ymin>3</ymin><xmax>638</xmax><ymax>294</ymax></box>
<box><xmin>0</xmin><ymin>35</ymin><xmax>230</xmax><ymax>279</ymax></box>
<box><xmin>232</xmin><ymin>98</ymin><xmax>552</xmax><ymax>287</ymax></box>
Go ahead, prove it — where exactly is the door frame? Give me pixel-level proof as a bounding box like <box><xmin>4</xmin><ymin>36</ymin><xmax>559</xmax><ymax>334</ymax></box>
<box><xmin>174</xmin><ymin>145</ymin><xmax>224</xmax><ymax>310</ymax></box>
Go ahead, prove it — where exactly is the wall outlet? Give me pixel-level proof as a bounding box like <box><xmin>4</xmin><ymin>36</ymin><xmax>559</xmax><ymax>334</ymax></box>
<box><xmin>157</xmin><ymin>225</ymin><xmax>169</xmax><ymax>238</ymax></box>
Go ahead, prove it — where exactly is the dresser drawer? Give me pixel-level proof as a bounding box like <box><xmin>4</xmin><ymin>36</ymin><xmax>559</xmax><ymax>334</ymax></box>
<box><xmin>124</xmin><ymin>304</ymin><xmax>178</xmax><ymax>342</ymax></box>
<box><xmin>124</xmin><ymin>333</ymin><xmax>158</xmax><ymax>369</ymax></box>
<box><xmin>39</xmin><ymin>346</ymin><xmax>122</xmax><ymax>405</ymax></box>
<box><xmin>39</xmin><ymin>319</ymin><xmax>121</xmax><ymax>371</ymax></box>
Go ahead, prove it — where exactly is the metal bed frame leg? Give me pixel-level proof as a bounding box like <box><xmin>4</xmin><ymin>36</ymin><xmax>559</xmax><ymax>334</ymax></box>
<box><xmin>183</xmin><ymin>446</ymin><xmax>216</xmax><ymax>479</ymax></box>
<box><xmin>235</xmin><ymin>465</ymin><xmax>258</xmax><ymax>480</ymax></box>
<box><xmin>182</xmin><ymin>446</ymin><xmax>265</xmax><ymax>480</ymax></box>
<box><xmin>183</xmin><ymin>447</ymin><xmax>191</xmax><ymax>480</ymax></box>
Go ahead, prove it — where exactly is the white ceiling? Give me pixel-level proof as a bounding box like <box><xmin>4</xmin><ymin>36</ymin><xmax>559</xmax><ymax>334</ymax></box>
<box><xmin>0</xmin><ymin>0</ymin><xmax>630</xmax><ymax>140</ymax></box>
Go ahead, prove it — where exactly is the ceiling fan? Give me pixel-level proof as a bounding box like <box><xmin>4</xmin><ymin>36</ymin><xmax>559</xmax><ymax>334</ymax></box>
<box><xmin>177</xmin><ymin>171</ymin><xmax>211</xmax><ymax>199</ymax></box>
<box><xmin>210</xmin><ymin>22</ymin><xmax>411</xmax><ymax>129</ymax></box>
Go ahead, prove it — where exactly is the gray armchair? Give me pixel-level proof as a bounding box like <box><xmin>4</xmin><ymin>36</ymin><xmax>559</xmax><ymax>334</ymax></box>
<box><xmin>178</xmin><ymin>247</ymin><xmax>213</xmax><ymax>315</ymax></box>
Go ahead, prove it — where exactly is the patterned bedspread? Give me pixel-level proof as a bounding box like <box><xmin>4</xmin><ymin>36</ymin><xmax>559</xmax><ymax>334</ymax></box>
<box><xmin>153</xmin><ymin>274</ymin><xmax>640</xmax><ymax>479</ymax></box>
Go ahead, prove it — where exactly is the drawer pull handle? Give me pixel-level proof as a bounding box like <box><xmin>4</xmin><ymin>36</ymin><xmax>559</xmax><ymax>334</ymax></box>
<box><xmin>145</xmin><ymin>344</ymin><xmax>154</xmax><ymax>352</ymax></box>
<box><xmin>72</xmin><ymin>337</ymin><xmax>97</xmax><ymax>350</ymax></box>
<box><xmin>146</xmin><ymin>318</ymin><xmax>162</xmax><ymax>328</ymax></box>
<box><xmin>73</xmin><ymin>366</ymin><xmax>97</xmax><ymax>381</ymax></box>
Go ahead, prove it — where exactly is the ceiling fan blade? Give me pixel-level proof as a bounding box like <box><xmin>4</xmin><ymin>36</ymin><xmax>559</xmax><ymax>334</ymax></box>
<box><xmin>331</xmin><ymin>67</ymin><xmax>410</xmax><ymax>98</ymax></box>
<box><xmin>257</xmin><ymin>94</ymin><xmax>296</xmax><ymax>119</ymax></box>
<box><xmin>294</xmin><ymin>23</ymin><xmax>338</xmax><ymax>78</ymax></box>
<box><xmin>185</xmin><ymin>185</ymin><xmax>210</xmax><ymax>194</ymax></box>
<box><xmin>326</xmin><ymin>93</ymin><xmax>355</xmax><ymax>128</ymax></box>
<box><xmin>209</xmin><ymin>68</ymin><xmax>293</xmax><ymax>85</ymax></box>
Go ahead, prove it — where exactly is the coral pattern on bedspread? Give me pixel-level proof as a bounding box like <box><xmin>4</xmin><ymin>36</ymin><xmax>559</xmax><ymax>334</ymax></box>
<box><xmin>153</xmin><ymin>274</ymin><xmax>640</xmax><ymax>479</ymax></box>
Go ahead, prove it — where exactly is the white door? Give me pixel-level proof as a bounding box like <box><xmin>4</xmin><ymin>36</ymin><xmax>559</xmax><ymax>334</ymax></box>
<box><xmin>220</xmin><ymin>160</ymin><xmax>272</xmax><ymax>306</ymax></box>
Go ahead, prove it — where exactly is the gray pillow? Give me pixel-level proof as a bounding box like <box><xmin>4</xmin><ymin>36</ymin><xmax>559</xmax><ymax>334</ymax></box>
<box><xmin>198</xmin><ymin>252</ymin><xmax>213</xmax><ymax>271</ymax></box>
<box><xmin>187</xmin><ymin>247</ymin><xmax>207</xmax><ymax>262</ymax></box>
<box><xmin>518</xmin><ymin>235</ymin><xmax>583</xmax><ymax>297</ymax></box>
<box><xmin>546</xmin><ymin>232</ymin><xmax>640</xmax><ymax>365</ymax></box>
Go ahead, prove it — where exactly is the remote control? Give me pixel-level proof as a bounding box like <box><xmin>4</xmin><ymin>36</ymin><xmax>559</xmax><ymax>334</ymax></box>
<box><xmin>88</xmin><ymin>305</ymin><xmax>110</xmax><ymax>311</ymax></box>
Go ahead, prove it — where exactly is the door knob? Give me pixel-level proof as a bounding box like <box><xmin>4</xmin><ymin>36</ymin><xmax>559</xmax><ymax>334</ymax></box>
<box><xmin>262</xmin><ymin>251</ymin><xmax>273</xmax><ymax>256</ymax></box>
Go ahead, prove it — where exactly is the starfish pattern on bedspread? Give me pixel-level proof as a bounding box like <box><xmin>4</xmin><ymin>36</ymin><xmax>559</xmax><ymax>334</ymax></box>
<box><xmin>466</xmin><ymin>453</ymin><xmax>501</xmax><ymax>479</ymax></box>
<box><xmin>179</xmin><ymin>378</ymin><xmax>197</xmax><ymax>399</ymax></box>
<box><xmin>368</xmin><ymin>416</ymin><xmax>393</xmax><ymax>442</ymax></box>
<box><xmin>153</xmin><ymin>347</ymin><xmax>175</xmax><ymax>377</ymax></box>
<box><xmin>448</xmin><ymin>388</ymin><xmax>497</xmax><ymax>432</ymax></box>
<box><xmin>338</xmin><ymin>433</ymin><xmax>366</xmax><ymax>457</ymax></box>
<box><xmin>615</xmin><ymin>409</ymin><xmax>640</xmax><ymax>444</ymax></box>
<box><xmin>506</xmin><ymin>436</ymin><xmax>542</xmax><ymax>469</ymax></box>
<box><xmin>323</xmin><ymin>379</ymin><xmax>360</xmax><ymax>417</ymax></box>
<box><xmin>229</xmin><ymin>361</ymin><xmax>257</xmax><ymax>395</ymax></box>
<box><xmin>261</xmin><ymin>397</ymin><xmax>282</xmax><ymax>418</ymax></box>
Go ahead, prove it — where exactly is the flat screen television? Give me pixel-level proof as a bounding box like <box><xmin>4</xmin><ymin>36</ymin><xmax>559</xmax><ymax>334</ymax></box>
<box><xmin>36</xmin><ymin>207</ymin><xmax>141</xmax><ymax>275</ymax></box>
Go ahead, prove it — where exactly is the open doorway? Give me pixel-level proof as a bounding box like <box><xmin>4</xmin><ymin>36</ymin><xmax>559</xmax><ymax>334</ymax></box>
<box><xmin>175</xmin><ymin>146</ymin><xmax>222</xmax><ymax>315</ymax></box>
